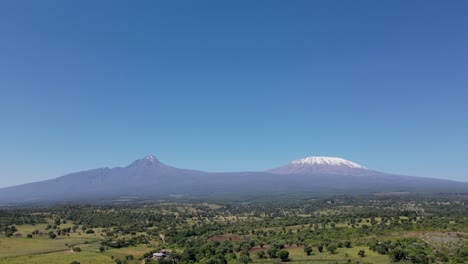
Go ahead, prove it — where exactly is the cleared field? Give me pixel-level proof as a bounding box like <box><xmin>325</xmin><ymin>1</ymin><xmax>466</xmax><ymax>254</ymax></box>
<box><xmin>0</xmin><ymin>236</ymin><xmax>145</xmax><ymax>264</ymax></box>
<box><xmin>1</xmin><ymin>250</ymin><xmax>114</xmax><ymax>264</ymax></box>
<box><xmin>0</xmin><ymin>237</ymin><xmax>96</xmax><ymax>258</ymax></box>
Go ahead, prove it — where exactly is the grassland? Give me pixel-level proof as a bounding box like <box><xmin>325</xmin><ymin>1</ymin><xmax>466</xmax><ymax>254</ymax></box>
<box><xmin>0</xmin><ymin>194</ymin><xmax>466</xmax><ymax>263</ymax></box>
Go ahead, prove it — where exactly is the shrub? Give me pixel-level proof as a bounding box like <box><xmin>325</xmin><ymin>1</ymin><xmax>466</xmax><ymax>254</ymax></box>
<box><xmin>327</xmin><ymin>244</ymin><xmax>338</xmax><ymax>254</ymax></box>
<box><xmin>267</xmin><ymin>248</ymin><xmax>278</xmax><ymax>258</ymax></box>
<box><xmin>344</xmin><ymin>241</ymin><xmax>352</xmax><ymax>248</ymax></box>
<box><xmin>256</xmin><ymin>250</ymin><xmax>266</xmax><ymax>258</ymax></box>
<box><xmin>358</xmin><ymin>250</ymin><xmax>366</xmax><ymax>257</ymax></box>
<box><xmin>304</xmin><ymin>245</ymin><xmax>313</xmax><ymax>256</ymax></box>
<box><xmin>278</xmin><ymin>250</ymin><xmax>290</xmax><ymax>261</ymax></box>
<box><xmin>72</xmin><ymin>247</ymin><xmax>81</xmax><ymax>252</ymax></box>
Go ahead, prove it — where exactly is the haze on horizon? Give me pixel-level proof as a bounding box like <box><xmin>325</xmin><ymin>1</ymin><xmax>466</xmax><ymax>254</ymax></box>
<box><xmin>0</xmin><ymin>1</ymin><xmax>467</xmax><ymax>188</ymax></box>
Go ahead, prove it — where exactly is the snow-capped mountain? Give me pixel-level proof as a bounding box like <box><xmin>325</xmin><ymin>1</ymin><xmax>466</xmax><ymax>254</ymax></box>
<box><xmin>291</xmin><ymin>156</ymin><xmax>366</xmax><ymax>168</ymax></box>
<box><xmin>268</xmin><ymin>156</ymin><xmax>378</xmax><ymax>176</ymax></box>
<box><xmin>0</xmin><ymin>154</ymin><xmax>467</xmax><ymax>204</ymax></box>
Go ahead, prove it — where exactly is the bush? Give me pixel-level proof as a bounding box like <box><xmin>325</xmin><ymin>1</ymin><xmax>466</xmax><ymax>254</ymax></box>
<box><xmin>327</xmin><ymin>244</ymin><xmax>337</xmax><ymax>254</ymax></box>
<box><xmin>318</xmin><ymin>245</ymin><xmax>324</xmax><ymax>253</ymax></box>
<box><xmin>344</xmin><ymin>241</ymin><xmax>352</xmax><ymax>248</ymax></box>
<box><xmin>358</xmin><ymin>250</ymin><xmax>366</xmax><ymax>257</ymax></box>
<box><xmin>72</xmin><ymin>247</ymin><xmax>81</xmax><ymax>252</ymax></box>
<box><xmin>256</xmin><ymin>250</ymin><xmax>266</xmax><ymax>259</ymax></box>
<box><xmin>238</xmin><ymin>253</ymin><xmax>250</xmax><ymax>264</ymax></box>
<box><xmin>304</xmin><ymin>245</ymin><xmax>313</xmax><ymax>256</ymax></box>
<box><xmin>267</xmin><ymin>248</ymin><xmax>278</xmax><ymax>258</ymax></box>
<box><xmin>278</xmin><ymin>250</ymin><xmax>290</xmax><ymax>261</ymax></box>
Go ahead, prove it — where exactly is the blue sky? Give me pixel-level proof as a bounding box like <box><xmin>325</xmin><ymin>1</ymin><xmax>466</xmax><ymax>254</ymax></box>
<box><xmin>0</xmin><ymin>1</ymin><xmax>467</xmax><ymax>187</ymax></box>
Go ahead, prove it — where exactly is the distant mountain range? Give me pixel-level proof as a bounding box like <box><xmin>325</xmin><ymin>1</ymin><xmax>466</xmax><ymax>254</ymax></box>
<box><xmin>0</xmin><ymin>155</ymin><xmax>467</xmax><ymax>204</ymax></box>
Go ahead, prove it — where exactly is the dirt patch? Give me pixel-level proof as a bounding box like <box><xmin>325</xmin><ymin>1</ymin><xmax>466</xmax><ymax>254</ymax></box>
<box><xmin>250</xmin><ymin>245</ymin><xmax>269</xmax><ymax>252</ymax></box>
<box><xmin>401</xmin><ymin>231</ymin><xmax>467</xmax><ymax>248</ymax></box>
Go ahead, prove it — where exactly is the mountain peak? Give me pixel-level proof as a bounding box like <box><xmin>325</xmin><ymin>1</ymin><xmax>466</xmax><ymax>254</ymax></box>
<box><xmin>144</xmin><ymin>155</ymin><xmax>159</xmax><ymax>162</ymax></box>
<box><xmin>268</xmin><ymin>156</ymin><xmax>371</xmax><ymax>175</ymax></box>
<box><xmin>128</xmin><ymin>155</ymin><xmax>161</xmax><ymax>167</ymax></box>
<box><xmin>291</xmin><ymin>156</ymin><xmax>366</xmax><ymax>169</ymax></box>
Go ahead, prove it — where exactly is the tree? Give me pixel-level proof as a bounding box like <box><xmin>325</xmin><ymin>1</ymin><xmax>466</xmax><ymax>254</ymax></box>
<box><xmin>72</xmin><ymin>247</ymin><xmax>81</xmax><ymax>252</ymax></box>
<box><xmin>389</xmin><ymin>247</ymin><xmax>407</xmax><ymax>262</ymax></box>
<box><xmin>256</xmin><ymin>251</ymin><xmax>266</xmax><ymax>259</ymax></box>
<box><xmin>318</xmin><ymin>245</ymin><xmax>324</xmax><ymax>253</ymax></box>
<box><xmin>327</xmin><ymin>244</ymin><xmax>337</xmax><ymax>254</ymax></box>
<box><xmin>267</xmin><ymin>248</ymin><xmax>278</xmax><ymax>258</ymax></box>
<box><xmin>304</xmin><ymin>245</ymin><xmax>313</xmax><ymax>256</ymax></box>
<box><xmin>344</xmin><ymin>241</ymin><xmax>352</xmax><ymax>248</ymax></box>
<box><xmin>358</xmin><ymin>250</ymin><xmax>366</xmax><ymax>258</ymax></box>
<box><xmin>48</xmin><ymin>232</ymin><xmax>57</xmax><ymax>239</ymax></box>
<box><xmin>238</xmin><ymin>252</ymin><xmax>250</xmax><ymax>264</ymax></box>
<box><xmin>71</xmin><ymin>261</ymin><xmax>80</xmax><ymax>264</ymax></box>
<box><xmin>278</xmin><ymin>250</ymin><xmax>290</xmax><ymax>261</ymax></box>
<box><xmin>99</xmin><ymin>246</ymin><xmax>105</xmax><ymax>252</ymax></box>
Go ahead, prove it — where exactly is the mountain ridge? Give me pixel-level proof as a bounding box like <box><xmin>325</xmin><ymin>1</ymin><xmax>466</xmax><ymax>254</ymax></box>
<box><xmin>0</xmin><ymin>155</ymin><xmax>466</xmax><ymax>204</ymax></box>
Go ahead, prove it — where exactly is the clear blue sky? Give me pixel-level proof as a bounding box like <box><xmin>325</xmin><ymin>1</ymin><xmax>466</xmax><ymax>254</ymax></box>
<box><xmin>1</xmin><ymin>1</ymin><xmax>467</xmax><ymax>187</ymax></box>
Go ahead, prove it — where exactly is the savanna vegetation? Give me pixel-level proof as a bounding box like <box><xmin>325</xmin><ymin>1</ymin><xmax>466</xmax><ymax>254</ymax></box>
<box><xmin>0</xmin><ymin>193</ymin><xmax>466</xmax><ymax>264</ymax></box>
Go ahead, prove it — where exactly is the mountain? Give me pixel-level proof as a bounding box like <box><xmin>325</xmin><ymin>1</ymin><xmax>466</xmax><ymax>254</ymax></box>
<box><xmin>268</xmin><ymin>156</ymin><xmax>379</xmax><ymax>176</ymax></box>
<box><xmin>0</xmin><ymin>155</ymin><xmax>467</xmax><ymax>204</ymax></box>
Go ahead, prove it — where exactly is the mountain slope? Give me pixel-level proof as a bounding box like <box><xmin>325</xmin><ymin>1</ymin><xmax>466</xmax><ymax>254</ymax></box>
<box><xmin>0</xmin><ymin>155</ymin><xmax>467</xmax><ymax>204</ymax></box>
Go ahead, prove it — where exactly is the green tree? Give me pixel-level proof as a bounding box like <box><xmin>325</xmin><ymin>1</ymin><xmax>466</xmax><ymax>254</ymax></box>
<box><xmin>72</xmin><ymin>247</ymin><xmax>81</xmax><ymax>252</ymax></box>
<box><xmin>304</xmin><ymin>245</ymin><xmax>313</xmax><ymax>256</ymax></box>
<box><xmin>256</xmin><ymin>251</ymin><xmax>266</xmax><ymax>259</ymax></box>
<box><xmin>267</xmin><ymin>248</ymin><xmax>277</xmax><ymax>258</ymax></box>
<box><xmin>318</xmin><ymin>245</ymin><xmax>324</xmax><ymax>253</ymax></box>
<box><xmin>358</xmin><ymin>250</ymin><xmax>365</xmax><ymax>258</ymax></box>
<box><xmin>327</xmin><ymin>244</ymin><xmax>337</xmax><ymax>254</ymax></box>
<box><xmin>48</xmin><ymin>232</ymin><xmax>57</xmax><ymax>239</ymax></box>
<box><xmin>238</xmin><ymin>252</ymin><xmax>250</xmax><ymax>264</ymax></box>
<box><xmin>389</xmin><ymin>247</ymin><xmax>407</xmax><ymax>262</ymax></box>
<box><xmin>344</xmin><ymin>241</ymin><xmax>352</xmax><ymax>248</ymax></box>
<box><xmin>278</xmin><ymin>250</ymin><xmax>290</xmax><ymax>261</ymax></box>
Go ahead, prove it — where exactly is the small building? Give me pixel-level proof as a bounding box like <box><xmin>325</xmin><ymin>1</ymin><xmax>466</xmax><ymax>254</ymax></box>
<box><xmin>152</xmin><ymin>250</ymin><xmax>170</xmax><ymax>259</ymax></box>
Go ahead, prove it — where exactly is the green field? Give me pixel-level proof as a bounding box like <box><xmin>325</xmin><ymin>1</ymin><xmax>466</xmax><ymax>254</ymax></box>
<box><xmin>0</xmin><ymin>194</ymin><xmax>466</xmax><ymax>264</ymax></box>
